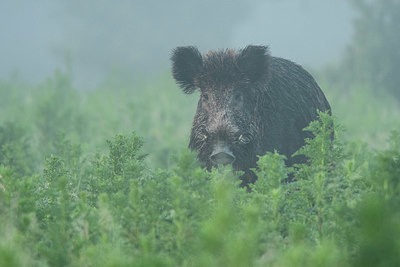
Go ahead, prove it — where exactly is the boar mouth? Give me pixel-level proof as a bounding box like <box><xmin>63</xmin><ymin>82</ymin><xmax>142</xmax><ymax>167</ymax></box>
<box><xmin>210</xmin><ymin>141</ymin><xmax>236</xmax><ymax>166</ymax></box>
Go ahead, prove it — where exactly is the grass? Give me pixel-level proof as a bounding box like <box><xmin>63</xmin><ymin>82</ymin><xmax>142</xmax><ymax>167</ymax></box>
<box><xmin>0</xmin><ymin>69</ymin><xmax>399</xmax><ymax>266</ymax></box>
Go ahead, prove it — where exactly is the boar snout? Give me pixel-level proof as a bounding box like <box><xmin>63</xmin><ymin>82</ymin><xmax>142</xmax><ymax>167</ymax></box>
<box><xmin>210</xmin><ymin>141</ymin><xmax>235</xmax><ymax>165</ymax></box>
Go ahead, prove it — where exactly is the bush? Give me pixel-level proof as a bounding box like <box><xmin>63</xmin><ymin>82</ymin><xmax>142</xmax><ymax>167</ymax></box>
<box><xmin>0</xmin><ymin>111</ymin><xmax>399</xmax><ymax>266</ymax></box>
<box><xmin>0</xmin><ymin>68</ymin><xmax>399</xmax><ymax>266</ymax></box>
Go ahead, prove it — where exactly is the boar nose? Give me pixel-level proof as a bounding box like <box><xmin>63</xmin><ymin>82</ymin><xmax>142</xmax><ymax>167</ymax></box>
<box><xmin>210</xmin><ymin>142</ymin><xmax>235</xmax><ymax>165</ymax></box>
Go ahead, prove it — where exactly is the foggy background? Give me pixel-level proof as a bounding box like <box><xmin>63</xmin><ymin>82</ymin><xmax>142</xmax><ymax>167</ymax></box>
<box><xmin>1</xmin><ymin>0</ymin><xmax>399</xmax><ymax>158</ymax></box>
<box><xmin>1</xmin><ymin>0</ymin><xmax>353</xmax><ymax>88</ymax></box>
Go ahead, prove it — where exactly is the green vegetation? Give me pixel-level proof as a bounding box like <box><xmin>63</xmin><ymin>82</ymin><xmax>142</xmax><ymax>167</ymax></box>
<box><xmin>0</xmin><ymin>67</ymin><xmax>399</xmax><ymax>266</ymax></box>
<box><xmin>1</xmin><ymin>1</ymin><xmax>399</xmax><ymax>265</ymax></box>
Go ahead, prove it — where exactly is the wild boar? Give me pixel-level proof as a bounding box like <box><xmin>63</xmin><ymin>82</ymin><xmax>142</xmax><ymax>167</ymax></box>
<box><xmin>171</xmin><ymin>45</ymin><xmax>331</xmax><ymax>186</ymax></box>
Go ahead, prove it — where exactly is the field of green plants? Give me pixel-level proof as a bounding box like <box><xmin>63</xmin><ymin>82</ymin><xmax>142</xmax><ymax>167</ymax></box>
<box><xmin>0</xmin><ymin>65</ymin><xmax>399</xmax><ymax>266</ymax></box>
<box><xmin>1</xmin><ymin>1</ymin><xmax>400</xmax><ymax>263</ymax></box>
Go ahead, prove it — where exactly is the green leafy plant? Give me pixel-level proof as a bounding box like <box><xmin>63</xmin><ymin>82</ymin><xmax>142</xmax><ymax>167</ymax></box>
<box><xmin>0</xmin><ymin>70</ymin><xmax>399</xmax><ymax>266</ymax></box>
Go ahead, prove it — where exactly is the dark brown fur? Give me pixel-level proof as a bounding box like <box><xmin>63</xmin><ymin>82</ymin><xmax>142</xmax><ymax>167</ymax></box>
<box><xmin>171</xmin><ymin>45</ymin><xmax>331</xmax><ymax>186</ymax></box>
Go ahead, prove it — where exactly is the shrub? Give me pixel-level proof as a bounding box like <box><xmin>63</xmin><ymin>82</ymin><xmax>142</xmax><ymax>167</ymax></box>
<box><xmin>0</xmin><ymin>105</ymin><xmax>399</xmax><ymax>266</ymax></box>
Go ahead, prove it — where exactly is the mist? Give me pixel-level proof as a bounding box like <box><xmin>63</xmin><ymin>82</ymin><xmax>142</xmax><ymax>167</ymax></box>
<box><xmin>1</xmin><ymin>2</ymin><xmax>400</xmax><ymax>265</ymax></box>
<box><xmin>1</xmin><ymin>0</ymin><xmax>353</xmax><ymax>88</ymax></box>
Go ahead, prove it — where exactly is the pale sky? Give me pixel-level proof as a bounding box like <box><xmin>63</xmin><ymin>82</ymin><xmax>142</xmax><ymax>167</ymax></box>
<box><xmin>0</xmin><ymin>0</ymin><xmax>354</xmax><ymax>88</ymax></box>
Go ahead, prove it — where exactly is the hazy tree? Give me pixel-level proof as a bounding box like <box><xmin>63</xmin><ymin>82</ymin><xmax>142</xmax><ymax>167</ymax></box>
<box><xmin>339</xmin><ymin>0</ymin><xmax>400</xmax><ymax>100</ymax></box>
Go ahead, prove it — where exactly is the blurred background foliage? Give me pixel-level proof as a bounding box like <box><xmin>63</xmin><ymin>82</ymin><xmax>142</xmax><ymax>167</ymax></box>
<box><xmin>319</xmin><ymin>0</ymin><xmax>400</xmax><ymax>147</ymax></box>
<box><xmin>328</xmin><ymin>0</ymin><xmax>400</xmax><ymax>100</ymax></box>
<box><xmin>0</xmin><ymin>0</ymin><xmax>400</xmax><ymax>266</ymax></box>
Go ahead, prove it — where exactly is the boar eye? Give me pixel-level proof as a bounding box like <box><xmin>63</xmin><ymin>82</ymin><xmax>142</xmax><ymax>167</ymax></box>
<box><xmin>237</xmin><ymin>134</ymin><xmax>250</xmax><ymax>144</ymax></box>
<box><xmin>198</xmin><ymin>130</ymin><xmax>208</xmax><ymax>142</ymax></box>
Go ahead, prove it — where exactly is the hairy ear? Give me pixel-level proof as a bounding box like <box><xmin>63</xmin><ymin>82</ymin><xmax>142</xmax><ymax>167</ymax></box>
<box><xmin>171</xmin><ymin>46</ymin><xmax>203</xmax><ymax>94</ymax></box>
<box><xmin>237</xmin><ymin>45</ymin><xmax>271</xmax><ymax>82</ymax></box>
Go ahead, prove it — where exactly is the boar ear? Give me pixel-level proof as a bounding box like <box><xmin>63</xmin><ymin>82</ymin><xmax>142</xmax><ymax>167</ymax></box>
<box><xmin>171</xmin><ymin>46</ymin><xmax>203</xmax><ymax>94</ymax></box>
<box><xmin>237</xmin><ymin>45</ymin><xmax>271</xmax><ymax>82</ymax></box>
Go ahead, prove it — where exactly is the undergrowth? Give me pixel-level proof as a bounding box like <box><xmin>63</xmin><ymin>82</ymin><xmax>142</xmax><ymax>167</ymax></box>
<box><xmin>1</xmin><ymin>111</ymin><xmax>399</xmax><ymax>266</ymax></box>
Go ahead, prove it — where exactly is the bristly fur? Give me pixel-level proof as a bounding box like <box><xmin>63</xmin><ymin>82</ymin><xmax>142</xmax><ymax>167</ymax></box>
<box><xmin>197</xmin><ymin>49</ymin><xmax>242</xmax><ymax>87</ymax></box>
<box><xmin>172</xmin><ymin>46</ymin><xmax>271</xmax><ymax>93</ymax></box>
<box><xmin>171</xmin><ymin>45</ymin><xmax>332</xmax><ymax>187</ymax></box>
